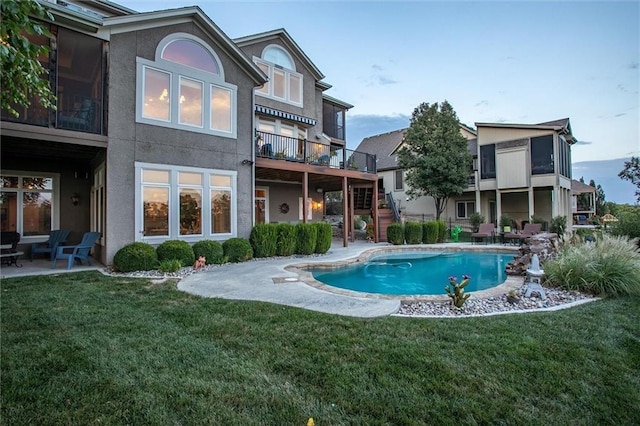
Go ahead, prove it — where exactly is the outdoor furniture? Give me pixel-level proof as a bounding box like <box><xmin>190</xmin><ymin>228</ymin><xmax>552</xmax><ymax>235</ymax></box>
<box><xmin>30</xmin><ymin>229</ymin><xmax>70</xmax><ymax>261</ymax></box>
<box><xmin>471</xmin><ymin>223</ymin><xmax>495</xmax><ymax>244</ymax></box>
<box><xmin>503</xmin><ymin>223</ymin><xmax>542</xmax><ymax>245</ymax></box>
<box><xmin>53</xmin><ymin>232</ymin><xmax>101</xmax><ymax>270</ymax></box>
<box><xmin>0</xmin><ymin>231</ymin><xmax>23</xmax><ymax>267</ymax></box>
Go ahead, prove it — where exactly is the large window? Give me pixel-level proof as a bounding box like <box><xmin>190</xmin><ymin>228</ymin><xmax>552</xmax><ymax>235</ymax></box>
<box><xmin>136</xmin><ymin>33</ymin><xmax>237</xmax><ymax>138</ymax></box>
<box><xmin>323</xmin><ymin>102</ymin><xmax>346</xmax><ymax>140</ymax></box>
<box><xmin>558</xmin><ymin>135</ymin><xmax>571</xmax><ymax>178</ymax></box>
<box><xmin>0</xmin><ymin>173</ymin><xmax>59</xmax><ymax>238</ymax></box>
<box><xmin>255</xmin><ymin>46</ymin><xmax>303</xmax><ymax>106</ymax></box>
<box><xmin>531</xmin><ymin>135</ymin><xmax>554</xmax><ymax>175</ymax></box>
<box><xmin>480</xmin><ymin>144</ymin><xmax>496</xmax><ymax>179</ymax></box>
<box><xmin>456</xmin><ymin>201</ymin><xmax>475</xmax><ymax>219</ymax></box>
<box><xmin>136</xmin><ymin>163</ymin><xmax>236</xmax><ymax>241</ymax></box>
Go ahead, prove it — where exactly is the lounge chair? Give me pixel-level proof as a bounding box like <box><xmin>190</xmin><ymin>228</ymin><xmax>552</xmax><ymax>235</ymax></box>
<box><xmin>53</xmin><ymin>231</ymin><xmax>101</xmax><ymax>270</ymax></box>
<box><xmin>503</xmin><ymin>223</ymin><xmax>542</xmax><ymax>245</ymax></box>
<box><xmin>471</xmin><ymin>223</ymin><xmax>495</xmax><ymax>244</ymax></box>
<box><xmin>30</xmin><ymin>229</ymin><xmax>70</xmax><ymax>261</ymax></box>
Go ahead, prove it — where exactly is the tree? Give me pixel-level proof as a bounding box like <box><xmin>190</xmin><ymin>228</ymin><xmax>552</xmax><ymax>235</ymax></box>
<box><xmin>0</xmin><ymin>0</ymin><xmax>56</xmax><ymax>117</ymax></box>
<box><xmin>588</xmin><ymin>179</ymin><xmax>607</xmax><ymax>216</ymax></box>
<box><xmin>397</xmin><ymin>101</ymin><xmax>472</xmax><ymax>220</ymax></box>
<box><xmin>619</xmin><ymin>156</ymin><xmax>640</xmax><ymax>203</ymax></box>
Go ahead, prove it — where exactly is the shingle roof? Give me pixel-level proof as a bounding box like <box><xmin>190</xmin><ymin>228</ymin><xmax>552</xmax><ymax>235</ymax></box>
<box><xmin>571</xmin><ymin>179</ymin><xmax>596</xmax><ymax>194</ymax></box>
<box><xmin>354</xmin><ymin>128</ymin><xmax>406</xmax><ymax>171</ymax></box>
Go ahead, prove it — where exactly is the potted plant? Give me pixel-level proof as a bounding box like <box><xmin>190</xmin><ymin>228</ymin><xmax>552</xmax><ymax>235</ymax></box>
<box><xmin>500</xmin><ymin>214</ymin><xmax>512</xmax><ymax>233</ymax></box>
<box><xmin>506</xmin><ymin>288</ymin><xmax>520</xmax><ymax>304</ymax></box>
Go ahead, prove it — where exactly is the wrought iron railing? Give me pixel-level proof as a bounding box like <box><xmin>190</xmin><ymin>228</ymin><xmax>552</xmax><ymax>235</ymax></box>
<box><xmin>255</xmin><ymin>131</ymin><xmax>376</xmax><ymax>173</ymax></box>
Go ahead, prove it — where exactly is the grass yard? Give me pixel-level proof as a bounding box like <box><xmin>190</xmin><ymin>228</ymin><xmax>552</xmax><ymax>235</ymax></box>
<box><xmin>2</xmin><ymin>272</ymin><xmax>639</xmax><ymax>425</ymax></box>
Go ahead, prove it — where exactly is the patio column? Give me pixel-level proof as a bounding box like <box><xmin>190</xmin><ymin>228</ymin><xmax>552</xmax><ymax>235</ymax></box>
<box><xmin>496</xmin><ymin>189</ymin><xmax>502</xmax><ymax>226</ymax></box>
<box><xmin>342</xmin><ymin>176</ymin><xmax>348</xmax><ymax>247</ymax></box>
<box><xmin>373</xmin><ymin>180</ymin><xmax>379</xmax><ymax>243</ymax></box>
<box><xmin>528</xmin><ymin>187</ymin><xmax>535</xmax><ymax>220</ymax></box>
<box><xmin>303</xmin><ymin>171</ymin><xmax>309</xmax><ymax>223</ymax></box>
<box><xmin>552</xmin><ymin>186</ymin><xmax>559</xmax><ymax>217</ymax></box>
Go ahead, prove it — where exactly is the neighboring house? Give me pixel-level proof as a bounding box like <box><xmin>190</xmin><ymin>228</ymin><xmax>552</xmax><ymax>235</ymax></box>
<box><xmin>357</xmin><ymin>118</ymin><xmax>576</xmax><ymax>232</ymax></box>
<box><xmin>571</xmin><ymin>179</ymin><xmax>596</xmax><ymax>224</ymax></box>
<box><xmin>0</xmin><ymin>1</ymin><xmax>376</xmax><ymax>265</ymax></box>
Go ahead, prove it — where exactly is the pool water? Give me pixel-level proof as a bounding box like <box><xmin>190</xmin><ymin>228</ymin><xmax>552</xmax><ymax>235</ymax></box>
<box><xmin>309</xmin><ymin>251</ymin><xmax>513</xmax><ymax>296</ymax></box>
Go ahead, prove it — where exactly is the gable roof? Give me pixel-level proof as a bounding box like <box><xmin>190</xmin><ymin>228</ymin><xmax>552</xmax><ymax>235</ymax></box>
<box><xmin>571</xmin><ymin>179</ymin><xmax>596</xmax><ymax>194</ymax></box>
<box><xmin>234</xmin><ymin>28</ymin><xmax>325</xmax><ymax>81</ymax></box>
<box><xmin>103</xmin><ymin>7</ymin><xmax>267</xmax><ymax>86</ymax></box>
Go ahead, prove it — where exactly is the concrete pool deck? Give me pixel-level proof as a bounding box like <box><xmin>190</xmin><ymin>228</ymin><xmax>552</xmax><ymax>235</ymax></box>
<box><xmin>178</xmin><ymin>240</ymin><xmax>520</xmax><ymax>318</ymax></box>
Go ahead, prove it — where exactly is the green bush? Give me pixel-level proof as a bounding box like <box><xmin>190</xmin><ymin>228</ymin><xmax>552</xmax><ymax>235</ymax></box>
<box><xmin>530</xmin><ymin>215</ymin><xmax>547</xmax><ymax>231</ymax></box>
<box><xmin>159</xmin><ymin>259</ymin><xmax>182</xmax><ymax>273</ymax></box>
<box><xmin>192</xmin><ymin>240</ymin><xmax>224</xmax><ymax>264</ymax></box>
<box><xmin>550</xmin><ymin>215</ymin><xmax>568</xmax><ymax>240</ymax></box>
<box><xmin>500</xmin><ymin>214</ymin><xmax>513</xmax><ymax>230</ymax></box>
<box><xmin>436</xmin><ymin>220</ymin><xmax>446</xmax><ymax>243</ymax></box>
<box><xmin>545</xmin><ymin>234</ymin><xmax>640</xmax><ymax>296</ymax></box>
<box><xmin>296</xmin><ymin>223</ymin><xmax>318</xmax><ymax>255</ymax></box>
<box><xmin>423</xmin><ymin>221</ymin><xmax>439</xmax><ymax>244</ymax></box>
<box><xmin>222</xmin><ymin>238</ymin><xmax>253</xmax><ymax>263</ymax></box>
<box><xmin>156</xmin><ymin>240</ymin><xmax>195</xmax><ymax>267</ymax></box>
<box><xmin>314</xmin><ymin>222</ymin><xmax>332</xmax><ymax>254</ymax></box>
<box><xmin>276</xmin><ymin>223</ymin><xmax>297</xmax><ymax>256</ymax></box>
<box><xmin>469</xmin><ymin>212</ymin><xmax>484</xmax><ymax>232</ymax></box>
<box><xmin>112</xmin><ymin>242</ymin><xmax>158</xmax><ymax>273</ymax></box>
<box><xmin>387</xmin><ymin>223</ymin><xmax>404</xmax><ymax>245</ymax></box>
<box><xmin>250</xmin><ymin>223</ymin><xmax>278</xmax><ymax>258</ymax></box>
<box><xmin>404</xmin><ymin>221</ymin><xmax>423</xmax><ymax>244</ymax></box>
<box><xmin>611</xmin><ymin>208</ymin><xmax>640</xmax><ymax>241</ymax></box>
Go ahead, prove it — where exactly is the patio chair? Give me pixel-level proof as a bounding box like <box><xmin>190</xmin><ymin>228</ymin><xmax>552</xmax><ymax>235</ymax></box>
<box><xmin>503</xmin><ymin>223</ymin><xmax>542</xmax><ymax>245</ymax></box>
<box><xmin>53</xmin><ymin>231</ymin><xmax>101</xmax><ymax>270</ymax></box>
<box><xmin>30</xmin><ymin>229</ymin><xmax>70</xmax><ymax>261</ymax></box>
<box><xmin>471</xmin><ymin>223</ymin><xmax>495</xmax><ymax>244</ymax></box>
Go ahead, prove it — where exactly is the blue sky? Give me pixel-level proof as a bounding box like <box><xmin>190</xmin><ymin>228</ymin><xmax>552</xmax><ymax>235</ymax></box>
<box><xmin>123</xmin><ymin>0</ymin><xmax>639</xmax><ymax>202</ymax></box>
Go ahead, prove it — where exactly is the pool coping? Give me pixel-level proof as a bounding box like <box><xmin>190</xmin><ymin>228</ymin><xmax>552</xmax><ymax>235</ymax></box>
<box><xmin>284</xmin><ymin>245</ymin><xmax>522</xmax><ymax>302</ymax></box>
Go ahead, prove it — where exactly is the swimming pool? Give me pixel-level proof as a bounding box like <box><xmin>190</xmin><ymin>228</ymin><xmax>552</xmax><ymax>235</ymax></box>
<box><xmin>308</xmin><ymin>251</ymin><xmax>514</xmax><ymax>296</ymax></box>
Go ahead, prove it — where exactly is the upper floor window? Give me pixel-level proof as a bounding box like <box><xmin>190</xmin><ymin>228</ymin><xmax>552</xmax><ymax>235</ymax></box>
<box><xmin>531</xmin><ymin>135</ymin><xmax>554</xmax><ymax>175</ymax></box>
<box><xmin>480</xmin><ymin>144</ymin><xmax>496</xmax><ymax>179</ymax></box>
<box><xmin>323</xmin><ymin>103</ymin><xmax>346</xmax><ymax>140</ymax></box>
<box><xmin>136</xmin><ymin>33</ymin><xmax>237</xmax><ymax>138</ymax></box>
<box><xmin>255</xmin><ymin>46</ymin><xmax>303</xmax><ymax>107</ymax></box>
<box><xmin>558</xmin><ymin>135</ymin><xmax>571</xmax><ymax>179</ymax></box>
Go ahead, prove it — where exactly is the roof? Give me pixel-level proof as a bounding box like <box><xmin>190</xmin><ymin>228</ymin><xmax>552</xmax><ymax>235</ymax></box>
<box><xmin>322</xmin><ymin>94</ymin><xmax>353</xmax><ymax>110</ymax></box>
<box><xmin>354</xmin><ymin>128</ymin><xmax>406</xmax><ymax>171</ymax></box>
<box><xmin>103</xmin><ymin>7</ymin><xmax>267</xmax><ymax>86</ymax></box>
<box><xmin>234</xmin><ymin>28</ymin><xmax>324</xmax><ymax>81</ymax></box>
<box><xmin>571</xmin><ymin>179</ymin><xmax>596</xmax><ymax>194</ymax></box>
<box><xmin>475</xmin><ymin>118</ymin><xmax>576</xmax><ymax>143</ymax></box>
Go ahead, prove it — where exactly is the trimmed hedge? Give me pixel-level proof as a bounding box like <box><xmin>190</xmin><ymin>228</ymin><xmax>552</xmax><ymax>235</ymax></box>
<box><xmin>404</xmin><ymin>221</ymin><xmax>423</xmax><ymax>244</ymax></box>
<box><xmin>387</xmin><ymin>223</ymin><xmax>404</xmax><ymax>245</ymax></box>
<box><xmin>314</xmin><ymin>222</ymin><xmax>332</xmax><ymax>254</ymax></box>
<box><xmin>250</xmin><ymin>223</ymin><xmax>278</xmax><ymax>258</ymax></box>
<box><xmin>113</xmin><ymin>242</ymin><xmax>158</xmax><ymax>272</ymax></box>
<box><xmin>192</xmin><ymin>240</ymin><xmax>224</xmax><ymax>264</ymax></box>
<box><xmin>423</xmin><ymin>221</ymin><xmax>439</xmax><ymax>244</ymax></box>
<box><xmin>222</xmin><ymin>238</ymin><xmax>253</xmax><ymax>263</ymax></box>
<box><xmin>296</xmin><ymin>223</ymin><xmax>318</xmax><ymax>255</ymax></box>
<box><xmin>276</xmin><ymin>223</ymin><xmax>297</xmax><ymax>256</ymax></box>
<box><xmin>156</xmin><ymin>240</ymin><xmax>195</xmax><ymax>267</ymax></box>
<box><xmin>437</xmin><ymin>220</ymin><xmax>446</xmax><ymax>243</ymax></box>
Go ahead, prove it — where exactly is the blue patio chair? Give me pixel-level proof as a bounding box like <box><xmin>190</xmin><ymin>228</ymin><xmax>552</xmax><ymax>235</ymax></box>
<box><xmin>53</xmin><ymin>231</ymin><xmax>101</xmax><ymax>270</ymax></box>
<box><xmin>31</xmin><ymin>229</ymin><xmax>70</xmax><ymax>261</ymax></box>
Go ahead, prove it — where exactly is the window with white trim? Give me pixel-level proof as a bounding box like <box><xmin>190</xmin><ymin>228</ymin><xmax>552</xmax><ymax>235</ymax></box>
<box><xmin>456</xmin><ymin>201</ymin><xmax>475</xmax><ymax>219</ymax></box>
<box><xmin>255</xmin><ymin>45</ymin><xmax>303</xmax><ymax>106</ymax></box>
<box><xmin>0</xmin><ymin>172</ymin><xmax>59</xmax><ymax>238</ymax></box>
<box><xmin>135</xmin><ymin>162</ymin><xmax>236</xmax><ymax>241</ymax></box>
<box><xmin>394</xmin><ymin>170</ymin><xmax>404</xmax><ymax>191</ymax></box>
<box><xmin>136</xmin><ymin>33</ymin><xmax>237</xmax><ymax>138</ymax></box>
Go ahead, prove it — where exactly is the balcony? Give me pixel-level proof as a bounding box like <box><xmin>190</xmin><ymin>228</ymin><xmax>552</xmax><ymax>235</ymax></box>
<box><xmin>256</xmin><ymin>131</ymin><xmax>376</xmax><ymax>174</ymax></box>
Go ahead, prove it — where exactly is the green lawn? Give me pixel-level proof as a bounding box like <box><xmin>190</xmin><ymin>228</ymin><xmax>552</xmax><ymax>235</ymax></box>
<box><xmin>2</xmin><ymin>272</ymin><xmax>639</xmax><ymax>425</ymax></box>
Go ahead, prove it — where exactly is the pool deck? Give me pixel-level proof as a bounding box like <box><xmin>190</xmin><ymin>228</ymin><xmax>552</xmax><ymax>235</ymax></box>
<box><xmin>179</xmin><ymin>240</ymin><xmax>521</xmax><ymax>318</ymax></box>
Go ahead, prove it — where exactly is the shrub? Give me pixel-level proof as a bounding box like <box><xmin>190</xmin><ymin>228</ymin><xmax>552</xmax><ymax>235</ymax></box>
<box><xmin>250</xmin><ymin>223</ymin><xmax>278</xmax><ymax>258</ymax></box>
<box><xmin>296</xmin><ymin>223</ymin><xmax>318</xmax><ymax>255</ymax></box>
<box><xmin>222</xmin><ymin>238</ymin><xmax>253</xmax><ymax>263</ymax></box>
<box><xmin>387</xmin><ymin>223</ymin><xmax>404</xmax><ymax>245</ymax></box>
<box><xmin>112</xmin><ymin>242</ymin><xmax>157</xmax><ymax>273</ymax></box>
<box><xmin>276</xmin><ymin>223</ymin><xmax>297</xmax><ymax>256</ymax></box>
<box><xmin>404</xmin><ymin>221</ymin><xmax>423</xmax><ymax>244</ymax></box>
<box><xmin>192</xmin><ymin>240</ymin><xmax>224</xmax><ymax>264</ymax></box>
<box><xmin>530</xmin><ymin>215</ymin><xmax>547</xmax><ymax>231</ymax></box>
<box><xmin>445</xmin><ymin>275</ymin><xmax>471</xmax><ymax>308</ymax></box>
<box><xmin>549</xmin><ymin>215</ymin><xmax>567</xmax><ymax>240</ymax></box>
<box><xmin>159</xmin><ymin>259</ymin><xmax>182</xmax><ymax>273</ymax></box>
<box><xmin>436</xmin><ymin>220</ymin><xmax>446</xmax><ymax>243</ymax></box>
<box><xmin>611</xmin><ymin>208</ymin><xmax>640</xmax><ymax>241</ymax></box>
<box><xmin>545</xmin><ymin>234</ymin><xmax>640</xmax><ymax>296</ymax></box>
<box><xmin>469</xmin><ymin>212</ymin><xmax>484</xmax><ymax>232</ymax></box>
<box><xmin>156</xmin><ymin>240</ymin><xmax>195</xmax><ymax>267</ymax></box>
<box><xmin>423</xmin><ymin>221</ymin><xmax>439</xmax><ymax>244</ymax></box>
<box><xmin>314</xmin><ymin>222</ymin><xmax>332</xmax><ymax>254</ymax></box>
<box><xmin>500</xmin><ymin>214</ymin><xmax>513</xmax><ymax>230</ymax></box>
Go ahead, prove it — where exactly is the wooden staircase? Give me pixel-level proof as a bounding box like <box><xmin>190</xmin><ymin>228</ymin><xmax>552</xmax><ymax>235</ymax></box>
<box><xmin>352</xmin><ymin>186</ymin><xmax>374</xmax><ymax>210</ymax></box>
<box><xmin>377</xmin><ymin>209</ymin><xmax>395</xmax><ymax>242</ymax></box>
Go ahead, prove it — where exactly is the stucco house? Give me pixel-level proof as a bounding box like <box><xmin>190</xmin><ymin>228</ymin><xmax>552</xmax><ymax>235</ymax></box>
<box><xmin>356</xmin><ymin>118</ymin><xmax>576</xmax><ymax>233</ymax></box>
<box><xmin>0</xmin><ymin>0</ymin><xmax>376</xmax><ymax>265</ymax></box>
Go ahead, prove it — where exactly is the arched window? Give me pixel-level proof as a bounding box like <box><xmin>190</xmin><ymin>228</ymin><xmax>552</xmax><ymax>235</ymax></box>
<box><xmin>136</xmin><ymin>33</ymin><xmax>236</xmax><ymax>137</ymax></box>
<box><xmin>255</xmin><ymin>44</ymin><xmax>303</xmax><ymax>106</ymax></box>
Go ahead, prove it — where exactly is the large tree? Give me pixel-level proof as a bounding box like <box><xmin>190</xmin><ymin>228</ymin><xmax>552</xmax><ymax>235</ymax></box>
<box><xmin>619</xmin><ymin>156</ymin><xmax>640</xmax><ymax>203</ymax></box>
<box><xmin>588</xmin><ymin>179</ymin><xmax>607</xmax><ymax>216</ymax></box>
<box><xmin>397</xmin><ymin>100</ymin><xmax>472</xmax><ymax>220</ymax></box>
<box><xmin>0</xmin><ymin>0</ymin><xmax>56</xmax><ymax>117</ymax></box>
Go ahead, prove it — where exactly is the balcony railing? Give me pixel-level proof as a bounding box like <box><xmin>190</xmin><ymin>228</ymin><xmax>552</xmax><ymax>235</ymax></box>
<box><xmin>256</xmin><ymin>131</ymin><xmax>376</xmax><ymax>174</ymax></box>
